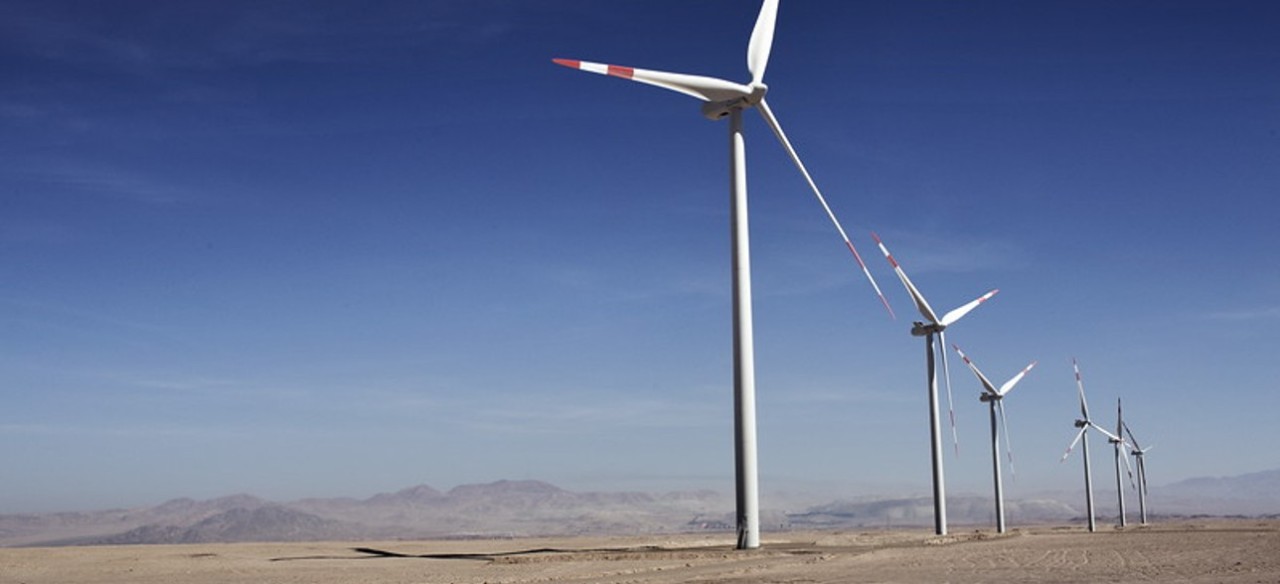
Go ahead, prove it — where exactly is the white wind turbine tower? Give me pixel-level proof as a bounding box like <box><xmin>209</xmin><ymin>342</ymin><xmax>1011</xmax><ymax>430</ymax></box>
<box><xmin>1060</xmin><ymin>359</ymin><xmax>1122</xmax><ymax>532</ymax></box>
<box><xmin>1111</xmin><ymin>399</ymin><xmax>1138</xmax><ymax>527</ymax></box>
<box><xmin>953</xmin><ymin>344</ymin><xmax>1036</xmax><ymax>534</ymax></box>
<box><xmin>1124</xmin><ymin>420</ymin><xmax>1154</xmax><ymax>525</ymax></box>
<box><xmin>872</xmin><ymin>233</ymin><xmax>997</xmax><ymax>536</ymax></box>
<box><xmin>552</xmin><ymin>0</ymin><xmax>893</xmax><ymax>549</ymax></box>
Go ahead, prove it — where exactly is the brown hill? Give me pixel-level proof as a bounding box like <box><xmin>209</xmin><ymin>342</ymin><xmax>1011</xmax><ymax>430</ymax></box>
<box><xmin>6</xmin><ymin>469</ymin><xmax>1279</xmax><ymax>546</ymax></box>
<box><xmin>88</xmin><ymin>506</ymin><xmax>370</xmax><ymax>545</ymax></box>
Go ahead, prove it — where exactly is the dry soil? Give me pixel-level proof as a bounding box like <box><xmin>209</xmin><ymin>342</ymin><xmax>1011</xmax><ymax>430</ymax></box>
<box><xmin>3</xmin><ymin>520</ymin><xmax>1278</xmax><ymax>583</ymax></box>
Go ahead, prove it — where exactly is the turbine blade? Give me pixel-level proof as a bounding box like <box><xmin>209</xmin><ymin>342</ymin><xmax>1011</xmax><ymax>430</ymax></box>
<box><xmin>1131</xmin><ymin>451</ymin><xmax>1148</xmax><ymax>495</ymax></box>
<box><xmin>940</xmin><ymin>331</ymin><xmax>959</xmax><ymax>457</ymax></box>
<box><xmin>1073</xmin><ymin>358</ymin><xmax>1090</xmax><ymax>420</ymax></box>
<box><xmin>870</xmin><ymin>232</ymin><xmax>940</xmax><ymax>323</ymax></box>
<box><xmin>998</xmin><ymin>361</ymin><xmax>1038</xmax><ymax>397</ymax></box>
<box><xmin>755</xmin><ymin>99</ymin><xmax>895</xmax><ymax>317</ymax></box>
<box><xmin>1061</xmin><ymin>427</ymin><xmax>1087</xmax><ymax>462</ymax></box>
<box><xmin>952</xmin><ymin>343</ymin><xmax>998</xmax><ymax>395</ymax></box>
<box><xmin>998</xmin><ymin>399</ymin><xmax>1016</xmax><ymax>480</ymax></box>
<box><xmin>1123</xmin><ymin>421</ymin><xmax>1142</xmax><ymax>451</ymax></box>
<box><xmin>747</xmin><ymin>0</ymin><xmax>779</xmax><ymax>86</ymax></box>
<box><xmin>1117</xmin><ymin>398</ymin><xmax>1124</xmax><ymax>438</ymax></box>
<box><xmin>1119</xmin><ymin>444</ymin><xmax>1137</xmax><ymax>490</ymax></box>
<box><xmin>938</xmin><ymin>289</ymin><xmax>998</xmax><ymax>327</ymax></box>
<box><xmin>552</xmin><ymin>58</ymin><xmax>751</xmax><ymax>103</ymax></box>
<box><xmin>1090</xmin><ymin>422</ymin><xmax>1121</xmax><ymax>443</ymax></box>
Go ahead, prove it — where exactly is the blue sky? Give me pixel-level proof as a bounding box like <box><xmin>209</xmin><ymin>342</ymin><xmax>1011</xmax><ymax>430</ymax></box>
<box><xmin>2</xmin><ymin>0</ymin><xmax>1278</xmax><ymax>513</ymax></box>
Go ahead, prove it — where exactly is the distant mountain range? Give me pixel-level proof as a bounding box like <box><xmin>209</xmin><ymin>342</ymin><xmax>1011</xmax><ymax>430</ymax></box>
<box><xmin>1151</xmin><ymin>469</ymin><xmax>1280</xmax><ymax>516</ymax></box>
<box><xmin>0</xmin><ymin>481</ymin><xmax>728</xmax><ymax>547</ymax></box>
<box><xmin>3</xmin><ymin>470</ymin><xmax>1277</xmax><ymax>546</ymax></box>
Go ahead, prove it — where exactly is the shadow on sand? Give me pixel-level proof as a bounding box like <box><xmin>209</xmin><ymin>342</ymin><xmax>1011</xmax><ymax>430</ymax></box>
<box><xmin>271</xmin><ymin>544</ymin><xmax>768</xmax><ymax>563</ymax></box>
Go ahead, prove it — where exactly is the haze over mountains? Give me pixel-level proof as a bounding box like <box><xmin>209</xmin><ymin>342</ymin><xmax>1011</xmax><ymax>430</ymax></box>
<box><xmin>2</xmin><ymin>470</ymin><xmax>1277</xmax><ymax>547</ymax></box>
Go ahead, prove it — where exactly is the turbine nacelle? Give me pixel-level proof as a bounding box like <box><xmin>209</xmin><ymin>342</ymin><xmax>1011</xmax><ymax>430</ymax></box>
<box><xmin>979</xmin><ymin>393</ymin><xmax>1002</xmax><ymax>403</ymax></box>
<box><xmin>1074</xmin><ymin>419</ymin><xmax>1089</xmax><ymax>428</ymax></box>
<box><xmin>911</xmin><ymin>321</ymin><xmax>944</xmax><ymax>336</ymax></box>
<box><xmin>700</xmin><ymin>85</ymin><xmax>769</xmax><ymax>120</ymax></box>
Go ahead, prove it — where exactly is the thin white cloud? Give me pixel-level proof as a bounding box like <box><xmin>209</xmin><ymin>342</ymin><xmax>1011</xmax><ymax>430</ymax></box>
<box><xmin>1205</xmin><ymin>306</ymin><xmax>1280</xmax><ymax>321</ymax></box>
<box><xmin>0</xmin><ymin>101</ymin><xmax>47</xmax><ymax>122</ymax></box>
<box><xmin>763</xmin><ymin>387</ymin><xmax>914</xmax><ymax>407</ymax></box>
<box><xmin>0</xmin><ymin>297</ymin><xmax>178</xmax><ymax>344</ymax></box>
<box><xmin>11</xmin><ymin>166</ymin><xmax>195</xmax><ymax>205</ymax></box>
<box><xmin>0</xmin><ymin>7</ymin><xmax>152</xmax><ymax>67</ymax></box>
<box><xmin>536</xmin><ymin>261</ymin><xmax>723</xmax><ymax>305</ymax></box>
<box><xmin>868</xmin><ymin>230</ymin><xmax>1031</xmax><ymax>275</ymax></box>
<box><xmin>0</xmin><ymin>217</ymin><xmax>75</xmax><ymax>244</ymax></box>
<box><xmin>1</xmin><ymin>1</ymin><xmax>523</xmax><ymax>72</ymax></box>
<box><xmin>109</xmin><ymin>375</ymin><xmax>253</xmax><ymax>395</ymax></box>
<box><xmin>0</xmin><ymin>421</ymin><xmax>244</xmax><ymax>440</ymax></box>
<box><xmin>468</xmin><ymin>390</ymin><xmax>720</xmax><ymax>435</ymax></box>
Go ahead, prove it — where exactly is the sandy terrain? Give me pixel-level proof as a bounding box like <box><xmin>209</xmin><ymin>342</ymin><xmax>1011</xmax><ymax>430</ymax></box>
<box><xmin>3</xmin><ymin>520</ymin><xmax>1278</xmax><ymax>584</ymax></box>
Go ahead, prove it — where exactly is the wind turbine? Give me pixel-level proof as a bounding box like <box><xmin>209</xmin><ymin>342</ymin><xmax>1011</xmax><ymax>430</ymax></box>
<box><xmin>1059</xmin><ymin>358</ymin><xmax>1122</xmax><ymax>532</ymax></box>
<box><xmin>1124</xmin><ymin>421</ymin><xmax>1154</xmax><ymax>525</ymax></box>
<box><xmin>953</xmin><ymin>344</ymin><xmax>1035</xmax><ymax>534</ymax></box>
<box><xmin>1111</xmin><ymin>398</ymin><xmax>1138</xmax><ymax>527</ymax></box>
<box><xmin>552</xmin><ymin>0</ymin><xmax>892</xmax><ymax>550</ymax></box>
<box><xmin>872</xmin><ymin>233</ymin><xmax>997</xmax><ymax>536</ymax></box>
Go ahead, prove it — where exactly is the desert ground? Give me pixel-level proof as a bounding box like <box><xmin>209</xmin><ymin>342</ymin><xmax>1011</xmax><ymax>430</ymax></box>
<box><xmin>3</xmin><ymin>520</ymin><xmax>1278</xmax><ymax>584</ymax></box>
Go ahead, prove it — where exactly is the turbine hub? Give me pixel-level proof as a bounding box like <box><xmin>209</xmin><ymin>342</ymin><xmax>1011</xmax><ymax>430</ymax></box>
<box><xmin>700</xmin><ymin>99</ymin><xmax>745</xmax><ymax>120</ymax></box>
<box><xmin>911</xmin><ymin>322</ymin><xmax>943</xmax><ymax>336</ymax></box>
<box><xmin>1074</xmin><ymin>419</ymin><xmax>1088</xmax><ymax>428</ymax></box>
<box><xmin>699</xmin><ymin>84</ymin><xmax>768</xmax><ymax>121</ymax></box>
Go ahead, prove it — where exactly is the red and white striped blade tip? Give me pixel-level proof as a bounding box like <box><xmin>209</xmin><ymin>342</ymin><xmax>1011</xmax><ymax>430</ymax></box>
<box><xmin>553</xmin><ymin>58</ymin><xmax>751</xmax><ymax>103</ymax></box>
<box><xmin>553</xmin><ymin>58</ymin><xmax>633</xmax><ymax>79</ymax></box>
<box><xmin>870</xmin><ymin>232</ymin><xmax>940</xmax><ymax>323</ymax></box>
